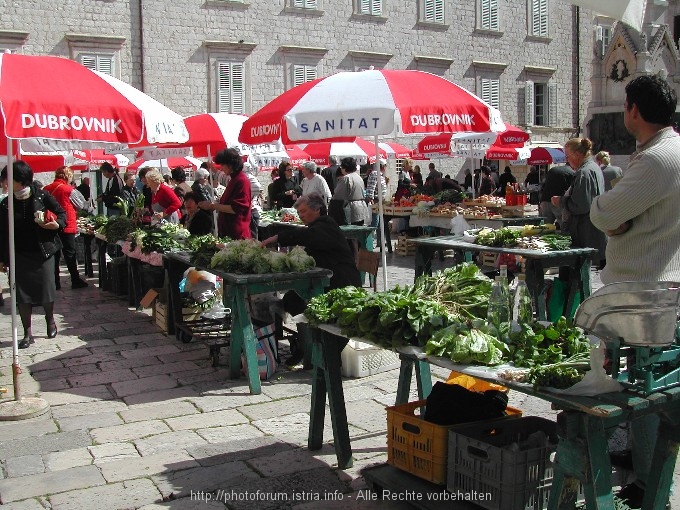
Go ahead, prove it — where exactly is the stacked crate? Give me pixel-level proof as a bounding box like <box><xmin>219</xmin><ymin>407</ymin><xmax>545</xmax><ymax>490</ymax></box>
<box><xmin>395</xmin><ymin>235</ymin><xmax>416</xmax><ymax>256</ymax></box>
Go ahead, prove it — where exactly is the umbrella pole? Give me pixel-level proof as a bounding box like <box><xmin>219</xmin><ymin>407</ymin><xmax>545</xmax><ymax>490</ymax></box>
<box><xmin>207</xmin><ymin>147</ymin><xmax>218</xmax><ymax>236</ymax></box>
<box><xmin>7</xmin><ymin>140</ymin><xmax>20</xmax><ymax>400</ymax></box>
<box><xmin>0</xmin><ymin>140</ymin><xmax>49</xmax><ymax>420</ymax></box>
<box><xmin>374</xmin><ymin>136</ymin><xmax>388</xmax><ymax>291</ymax></box>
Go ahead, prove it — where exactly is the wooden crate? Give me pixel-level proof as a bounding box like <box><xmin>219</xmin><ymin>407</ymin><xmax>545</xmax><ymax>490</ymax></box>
<box><xmin>395</xmin><ymin>235</ymin><xmax>417</xmax><ymax>256</ymax></box>
<box><xmin>479</xmin><ymin>251</ymin><xmax>497</xmax><ymax>267</ymax></box>
<box><xmin>154</xmin><ymin>302</ymin><xmax>203</xmax><ymax>334</ymax></box>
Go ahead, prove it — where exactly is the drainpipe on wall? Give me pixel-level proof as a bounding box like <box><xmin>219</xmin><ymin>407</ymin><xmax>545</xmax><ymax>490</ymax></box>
<box><xmin>138</xmin><ymin>0</ymin><xmax>146</xmax><ymax>92</ymax></box>
<box><xmin>575</xmin><ymin>6</ymin><xmax>580</xmax><ymax>135</ymax></box>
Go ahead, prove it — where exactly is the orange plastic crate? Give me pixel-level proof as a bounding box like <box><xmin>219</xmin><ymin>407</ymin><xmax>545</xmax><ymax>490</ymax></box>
<box><xmin>386</xmin><ymin>399</ymin><xmax>522</xmax><ymax>485</ymax></box>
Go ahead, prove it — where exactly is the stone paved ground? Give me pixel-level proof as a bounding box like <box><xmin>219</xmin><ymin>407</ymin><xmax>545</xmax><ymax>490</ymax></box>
<box><xmin>0</xmin><ymin>249</ymin><xmax>676</xmax><ymax>510</ymax></box>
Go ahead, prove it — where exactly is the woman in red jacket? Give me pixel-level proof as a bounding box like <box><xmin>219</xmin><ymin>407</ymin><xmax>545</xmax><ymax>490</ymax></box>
<box><xmin>145</xmin><ymin>169</ymin><xmax>182</xmax><ymax>223</ymax></box>
<box><xmin>199</xmin><ymin>148</ymin><xmax>251</xmax><ymax>239</ymax></box>
<box><xmin>43</xmin><ymin>167</ymin><xmax>88</xmax><ymax>290</ymax></box>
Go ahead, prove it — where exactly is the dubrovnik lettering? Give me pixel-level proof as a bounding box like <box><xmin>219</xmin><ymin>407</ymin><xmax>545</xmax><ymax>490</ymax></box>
<box><xmin>299</xmin><ymin>116</ymin><xmax>381</xmax><ymax>134</ymax></box>
<box><xmin>502</xmin><ymin>135</ymin><xmax>526</xmax><ymax>143</ymax></box>
<box><xmin>21</xmin><ymin>113</ymin><xmax>122</xmax><ymax>133</ymax></box>
<box><xmin>422</xmin><ymin>143</ymin><xmax>449</xmax><ymax>152</ymax></box>
<box><xmin>251</xmin><ymin>123</ymin><xmax>280</xmax><ymax>138</ymax></box>
<box><xmin>410</xmin><ymin>113</ymin><xmax>476</xmax><ymax>128</ymax></box>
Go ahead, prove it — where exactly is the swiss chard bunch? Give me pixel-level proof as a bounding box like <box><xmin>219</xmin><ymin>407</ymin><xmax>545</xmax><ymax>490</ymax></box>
<box><xmin>425</xmin><ymin>321</ymin><xmax>509</xmax><ymax>366</ymax></box>
<box><xmin>507</xmin><ymin>316</ymin><xmax>591</xmax><ymax>368</ymax></box>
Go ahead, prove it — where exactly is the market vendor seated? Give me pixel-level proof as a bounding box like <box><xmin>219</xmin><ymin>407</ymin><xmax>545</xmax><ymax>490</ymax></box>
<box><xmin>261</xmin><ymin>192</ymin><xmax>361</xmax><ymax>366</ymax></box>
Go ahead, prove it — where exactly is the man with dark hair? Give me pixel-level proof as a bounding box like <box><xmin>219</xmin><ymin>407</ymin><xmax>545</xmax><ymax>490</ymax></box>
<box><xmin>77</xmin><ymin>176</ymin><xmax>91</xmax><ymax>201</ymax></box>
<box><xmin>539</xmin><ymin>165</ymin><xmax>575</xmax><ymax>228</ymax></box>
<box><xmin>591</xmin><ymin>74</ymin><xmax>680</xmax><ymax>509</ymax></box>
<box><xmin>97</xmin><ymin>162</ymin><xmax>124</xmax><ymax>217</ymax></box>
<box><xmin>321</xmin><ymin>155</ymin><xmax>340</xmax><ymax>193</ymax></box>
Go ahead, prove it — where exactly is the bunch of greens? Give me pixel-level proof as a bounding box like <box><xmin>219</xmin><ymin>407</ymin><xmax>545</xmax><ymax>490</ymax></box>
<box><xmin>305</xmin><ymin>286</ymin><xmax>368</xmax><ymax>326</ymax></box>
<box><xmin>433</xmin><ymin>190</ymin><xmax>465</xmax><ymax>204</ymax></box>
<box><xmin>410</xmin><ymin>262</ymin><xmax>492</xmax><ymax>319</ymax></box>
<box><xmin>102</xmin><ymin>216</ymin><xmax>135</xmax><ymax>243</ymax></box>
<box><xmin>506</xmin><ymin>316</ymin><xmax>591</xmax><ymax>368</ymax></box>
<box><xmin>539</xmin><ymin>233</ymin><xmax>572</xmax><ymax>251</ymax></box>
<box><xmin>93</xmin><ymin>215</ymin><xmax>109</xmax><ymax>229</ymax></box>
<box><xmin>475</xmin><ymin>227</ymin><xmax>523</xmax><ymax>247</ymax></box>
<box><xmin>305</xmin><ymin>284</ymin><xmax>455</xmax><ymax>349</ymax></box>
<box><xmin>186</xmin><ymin>234</ymin><xmax>231</xmax><ymax>268</ymax></box>
<box><xmin>525</xmin><ymin>365</ymin><xmax>584</xmax><ymax>389</ymax></box>
<box><xmin>425</xmin><ymin>320</ymin><xmax>508</xmax><ymax>366</ymax></box>
<box><xmin>210</xmin><ymin>240</ymin><xmax>315</xmax><ymax>274</ymax></box>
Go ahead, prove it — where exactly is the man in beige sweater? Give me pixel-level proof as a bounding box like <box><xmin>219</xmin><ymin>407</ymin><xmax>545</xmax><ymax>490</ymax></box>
<box><xmin>590</xmin><ymin>74</ymin><xmax>680</xmax><ymax>509</ymax></box>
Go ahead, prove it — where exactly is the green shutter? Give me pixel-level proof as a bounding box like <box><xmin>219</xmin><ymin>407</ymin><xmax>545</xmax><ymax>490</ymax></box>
<box><xmin>525</xmin><ymin>80</ymin><xmax>534</xmax><ymax>126</ymax></box>
<box><xmin>218</xmin><ymin>61</ymin><xmax>245</xmax><ymax>114</ymax></box>
<box><xmin>425</xmin><ymin>0</ymin><xmax>444</xmax><ymax>23</ymax></box>
<box><xmin>482</xmin><ymin>0</ymin><xmax>498</xmax><ymax>30</ymax></box>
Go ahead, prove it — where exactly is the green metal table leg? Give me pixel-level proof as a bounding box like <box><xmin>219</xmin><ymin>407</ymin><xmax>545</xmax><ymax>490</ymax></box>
<box><xmin>229</xmin><ymin>289</ymin><xmax>261</xmax><ymax>395</ymax></box>
<box><xmin>582</xmin><ymin>416</ymin><xmax>615</xmax><ymax>509</ymax></box>
<box><xmin>396</xmin><ymin>355</ymin><xmax>414</xmax><ymax>405</ymax></box>
<box><xmin>415</xmin><ymin>360</ymin><xmax>433</xmax><ymax>400</ymax></box>
<box><xmin>641</xmin><ymin>417</ymin><xmax>679</xmax><ymax>510</ymax></box>
<box><xmin>308</xmin><ymin>332</ymin><xmax>327</xmax><ymax>451</ymax></box>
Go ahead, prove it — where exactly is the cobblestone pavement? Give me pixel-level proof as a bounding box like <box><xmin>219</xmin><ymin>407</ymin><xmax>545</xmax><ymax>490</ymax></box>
<box><xmin>0</xmin><ymin>250</ymin><xmax>676</xmax><ymax>509</ymax></box>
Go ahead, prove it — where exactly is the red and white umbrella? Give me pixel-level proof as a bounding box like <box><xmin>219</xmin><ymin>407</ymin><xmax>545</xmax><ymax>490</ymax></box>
<box><xmin>0</xmin><ymin>53</ymin><xmax>188</xmax><ymax>150</ymax></box>
<box><xmin>284</xmin><ymin>145</ymin><xmax>311</xmax><ymax>166</ymax></box>
<box><xmin>128</xmin><ymin>156</ymin><xmax>202</xmax><ymax>172</ymax></box>
<box><xmin>0</xmin><ymin>53</ymin><xmax>188</xmax><ymax>404</ymax></box>
<box><xmin>0</xmin><ymin>150</ymin><xmax>89</xmax><ymax>173</ymax></box>
<box><xmin>417</xmin><ymin>123</ymin><xmax>529</xmax><ymax>156</ymax></box>
<box><xmin>379</xmin><ymin>141</ymin><xmax>412</xmax><ymax>160</ymax></box>
<box><xmin>238</xmin><ymin>69</ymin><xmax>507</xmax><ymax>290</ymax></box>
<box><xmin>299</xmin><ymin>138</ymin><xmax>387</xmax><ymax>165</ymax></box>
<box><xmin>527</xmin><ymin>147</ymin><xmax>566</xmax><ymax>165</ymax></box>
<box><xmin>72</xmin><ymin>149</ymin><xmax>130</xmax><ymax>167</ymax></box>
<box><xmin>159</xmin><ymin>112</ymin><xmax>249</xmax><ymax>158</ymax></box>
<box><xmin>485</xmin><ymin>145</ymin><xmax>531</xmax><ymax>161</ymax></box>
<box><xmin>239</xmin><ymin>69</ymin><xmax>505</xmax><ymax>145</ymax></box>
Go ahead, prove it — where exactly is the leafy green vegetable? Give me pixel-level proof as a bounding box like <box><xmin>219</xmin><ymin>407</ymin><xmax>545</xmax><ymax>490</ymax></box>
<box><xmin>525</xmin><ymin>365</ymin><xmax>584</xmax><ymax>389</ymax></box>
<box><xmin>209</xmin><ymin>239</ymin><xmax>315</xmax><ymax>274</ymax></box>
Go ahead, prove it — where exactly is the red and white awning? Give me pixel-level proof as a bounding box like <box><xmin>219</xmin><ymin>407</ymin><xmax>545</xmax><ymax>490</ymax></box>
<box><xmin>527</xmin><ymin>147</ymin><xmax>566</xmax><ymax>165</ymax></box>
<box><xmin>159</xmin><ymin>112</ymin><xmax>249</xmax><ymax>158</ymax></box>
<box><xmin>299</xmin><ymin>138</ymin><xmax>387</xmax><ymax>165</ymax></box>
<box><xmin>127</xmin><ymin>156</ymin><xmax>202</xmax><ymax>172</ymax></box>
<box><xmin>379</xmin><ymin>141</ymin><xmax>412</xmax><ymax>159</ymax></box>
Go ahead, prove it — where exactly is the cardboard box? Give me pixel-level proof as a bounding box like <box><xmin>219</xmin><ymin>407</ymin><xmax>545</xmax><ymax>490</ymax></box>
<box><xmin>140</xmin><ymin>287</ymin><xmax>167</xmax><ymax>309</ymax></box>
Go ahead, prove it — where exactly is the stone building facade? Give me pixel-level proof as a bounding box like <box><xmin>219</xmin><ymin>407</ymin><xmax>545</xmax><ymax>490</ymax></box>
<box><xmin>1</xmin><ymin>0</ymin><xmax>594</xmax><ymax>180</ymax></box>
<box><xmin>586</xmin><ymin>1</ymin><xmax>680</xmax><ymax>170</ymax></box>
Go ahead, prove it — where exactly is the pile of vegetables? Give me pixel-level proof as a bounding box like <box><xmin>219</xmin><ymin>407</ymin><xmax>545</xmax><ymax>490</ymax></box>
<box><xmin>305</xmin><ymin>285</ymin><xmax>455</xmax><ymax>348</ymax></box>
<box><xmin>425</xmin><ymin>320</ymin><xmax>507</xmax><ymax>366</ymax></box>
<box><xmin>101</xmin><ymin>216</ymin><xmax>136</xmax><ymax>243</ymax></box>
<box><xmin>433</xmin><ymin>189</ymin><xmax>465</xmax><ymax>204</ymax></box>
<box><xmin>473</xmin><ymin>226</ymin><xmax>572</xmax><ymax>252</ymax></box>
<box><xmin>260</xmin><ymin>208</ymin><xmax>301</xmax><ymax>224</ymax></box>
<box><xmin>129</xmin><ymin>223</ymin><xmax>190</xmax><ymax>254</ymax></box>
<box><xmin>410</xmin><ymin>263</ymin><xmax>493</xmax><ymax>319</ymax></box>
<box><xmin>186</xmin><ymin>234</ymin><xmax>230</xmax><ymax>268</ymax></box>
<box><xmin>210</xmin><ymin>239</ymin><xmax>315</xmax><ymax>274</ymax></box>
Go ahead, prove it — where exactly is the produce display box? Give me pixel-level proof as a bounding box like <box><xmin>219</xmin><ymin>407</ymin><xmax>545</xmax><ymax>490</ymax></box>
<box><xmin>153</xmin><ymin>300</ymin><xmax>204</xmax><ymax>335</ymax></box>
<box><xmin>479</xmin><ymin>251</ymin><xmax>497</xmax><ymax>267</ymax></box>
<box><xmin>395</xmin><ymin>235</ymin><xmax>417</xmax><ymax>256</ymax></box>
<box><xmin>386</xmin><ymin>399</ymin><xmax>522</xmax><ymax>485</ymax></box>
<box><xmin>340</xmin><ymin>340</ymin><xmax>401</xmax><ymax>378</ymax></box>
<box><xmin>502</xmin><ymin>205</ymin><xmax>540</xmax><ymax>218</ymax></box>
<box><xmin>447</xmin><ymin>416</ymin><xmax>558</xmax><ymax>510</ymax></box>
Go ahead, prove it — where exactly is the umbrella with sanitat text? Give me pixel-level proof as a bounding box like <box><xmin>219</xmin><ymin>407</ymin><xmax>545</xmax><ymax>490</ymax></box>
<box><xmin>239</xmin><ymin>69</ymin><xmax>506</xmax><ymax>290</ymax></box>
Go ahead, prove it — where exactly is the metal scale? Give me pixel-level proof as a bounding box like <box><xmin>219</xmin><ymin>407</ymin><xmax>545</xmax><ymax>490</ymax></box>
<box><xmin>573</xmin><ymin>282</ymin><xmax>680</xmax><ymax>395</ymax></box>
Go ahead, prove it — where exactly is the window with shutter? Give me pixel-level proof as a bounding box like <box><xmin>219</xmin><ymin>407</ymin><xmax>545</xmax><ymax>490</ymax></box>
<box><xmin>534</xmin><ymin>82</ymin><xmax>546</xmax><ymax>126</ymax></box>
<box><xmin>217</xmin><ymin>61</ymin><xmax>245</xmax><ymax>114</ymax></box>
<box><xmin>531</xmin><ymin>0</ymin><xmax>548</xmax><ymax>37</ymax></box>
<box><xmin>293</xmin><ymin>0</ymin><xmax>318</xmax><ymax>8</ymax></box>
<box><xmin>292</xmin><ymin>64</ymin><xmax>317</xmax><ymax>88</ymax></box>
<box><xmin>525</xmin><ymin>80</ymin><xmax>535</xmax><ymax>127</ymax></box>
<box><xmin>481</xmin><ymin>0</ymin><xmax>499</xmax><ymax>31</ymax></box>
<box><xmin>80</xmin><ymin>54</ymin><xmax>114</xmax><ymax>76</ymax></box>
<box><xmin>359</xmin><ymin>0</ymin><xmax>382</xmax><ymax>15</ymax></box>
<box><xmin>480</xmin><ymin>78</ymin><xmax>500</xmax><ymax>110</ymax></box>
<box><xmin>424</xmin><ymin>0</ymin><xmax>444</xmax><ymax>23</ymax></box>
<box><xmin>547</xmin><ymin>82</ymin><xmax>557</xmax><ymax>127</ymax></box>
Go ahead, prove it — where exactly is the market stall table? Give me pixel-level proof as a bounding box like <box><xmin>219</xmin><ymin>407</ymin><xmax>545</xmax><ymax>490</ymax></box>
<box><xmin>411</xmin><ymin>235</ymin><xmax>595</xmax><ymax>321</ymax></box>
<box><xmin>306</xmin><ymin>322</ymin><xmax>680</xmax><ymax>510</ymax></box>
<box><xmin>408</xmin><ymin>214</ymin><xmax>545</xmax><ymax>231</ymax></box>
<box><xmin>164</xmin><ymin>252</ymin><xmax>332</xmax><ymax>395</ymax></box>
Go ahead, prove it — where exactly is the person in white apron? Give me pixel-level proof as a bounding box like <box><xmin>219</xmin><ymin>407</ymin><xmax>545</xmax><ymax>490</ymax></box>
<box><xmin>144</xmin><ymin>169</ymin><xmax>181</xmax><ymax>224</ymax></box>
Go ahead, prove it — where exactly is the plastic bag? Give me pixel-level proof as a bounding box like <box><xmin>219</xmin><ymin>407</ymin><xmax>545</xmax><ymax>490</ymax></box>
<box><xmin>450</xmin><ymin>214</ymin><xmax>471</xmax><ymax>234</ymax></box>
<box><xmin>548</xmin><ymin>344</ymin><xmax>623</xmax><ymax>396</ymax></box>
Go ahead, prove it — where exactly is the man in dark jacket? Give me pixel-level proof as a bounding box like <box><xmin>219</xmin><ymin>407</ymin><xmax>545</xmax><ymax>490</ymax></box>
<box><xmin>540</xmin><ymin>165</ymin><xmax>575</xmax><ymax>228</ymax></box>
<box><xmin>261</xmin><ymin>192</ymin><xmax>360</xmax><ymax>366</ymax></box>
<box><xmin>321</xmin><ymin>155</ymin><xmax>340</xmax><ymax>194</ymax></box>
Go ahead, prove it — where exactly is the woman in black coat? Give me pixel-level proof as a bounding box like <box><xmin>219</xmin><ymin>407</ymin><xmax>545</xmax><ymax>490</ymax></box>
<box><xmin>0</xmin><ymin>161</ymin><xmax>66</xmax><ymax>347</ymax></box>
<box><xmin>269</xmin><ymin>162</ymin><xmax>302</xmax><ymax>209</ymax></box>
